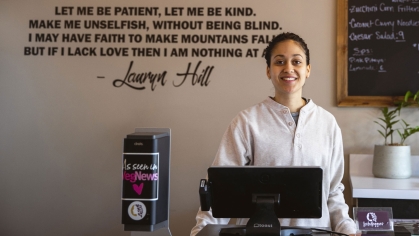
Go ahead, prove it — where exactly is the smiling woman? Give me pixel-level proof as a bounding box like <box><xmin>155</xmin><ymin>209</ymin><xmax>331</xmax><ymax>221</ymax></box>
<box><xmin>190</xmin><ymin>32</ymin><xmax>357</xmax><ymax>236</ymax></box>
<box><xmin>266</xmin><ymin>39</ymin><xmax>310</xmax><ymax>110</ymax></box>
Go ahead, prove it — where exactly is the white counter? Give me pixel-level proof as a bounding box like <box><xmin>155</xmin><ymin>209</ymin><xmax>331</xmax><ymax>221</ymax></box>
<box><xmin>349</xmin><ymin>154</ymin><xmax>419</xmax><ymax>200</ymax></box>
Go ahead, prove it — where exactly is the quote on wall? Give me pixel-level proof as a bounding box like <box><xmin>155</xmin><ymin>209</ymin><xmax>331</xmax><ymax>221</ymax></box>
<box><xmin>24</xmin><ymin>6</ymin><xmax>284</xmax><ymax>90</ymax></box>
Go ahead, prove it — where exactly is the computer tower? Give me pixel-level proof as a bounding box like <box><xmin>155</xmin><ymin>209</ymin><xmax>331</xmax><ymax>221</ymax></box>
<box><xmin>121</xmin><ymin>128</ymin><xmax>171</xmax><ymax>232</ymax></box>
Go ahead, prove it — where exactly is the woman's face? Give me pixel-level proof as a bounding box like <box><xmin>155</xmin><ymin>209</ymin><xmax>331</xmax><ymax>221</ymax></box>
<box><xmin>266</xmin><ymin>39</ymin><xmax>311</xmax><ymax>97</ymax></box>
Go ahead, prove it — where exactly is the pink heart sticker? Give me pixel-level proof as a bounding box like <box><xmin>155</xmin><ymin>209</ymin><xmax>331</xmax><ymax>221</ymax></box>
<box><xmin>133</xmin><ymin>183</ymin><xmax>144</xmax><ymax>195</ymax></box>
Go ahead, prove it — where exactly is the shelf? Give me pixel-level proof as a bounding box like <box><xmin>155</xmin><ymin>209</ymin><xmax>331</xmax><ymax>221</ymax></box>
<box><xmin>349</xmin><ymin>154</ymin><xmax>419</xmax><ymax>200</ymax></box>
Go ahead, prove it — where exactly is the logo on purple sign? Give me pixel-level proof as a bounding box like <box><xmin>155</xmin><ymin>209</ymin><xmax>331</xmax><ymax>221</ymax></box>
<box><xmin>357</xmin><ymin>211</ymin><xmax>391</xmax><ymax>230</ymax></box>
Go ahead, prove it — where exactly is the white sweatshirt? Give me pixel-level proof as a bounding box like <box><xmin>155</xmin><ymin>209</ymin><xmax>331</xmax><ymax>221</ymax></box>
<box><xmin>190</xmin><ymin>97</ymin><xmax>356</xmax><ymax>236</ymax></box>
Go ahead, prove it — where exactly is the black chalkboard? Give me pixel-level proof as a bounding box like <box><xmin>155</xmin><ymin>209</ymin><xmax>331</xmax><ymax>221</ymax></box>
<box><xmin>347</xmin><ymin>0</ymin><xmax>419</xmax><ymax>96</ymax></box>
<box><xmin>337</xmin><ymin>0</ymin><xmax>419</xmax><ymax>106</ymax></box>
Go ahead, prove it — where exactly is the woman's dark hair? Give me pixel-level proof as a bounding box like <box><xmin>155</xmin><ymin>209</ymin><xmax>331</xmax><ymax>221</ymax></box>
<box><xmin>264</xmin><ymin>32</ymin><xmax>310</xmax><ymax>67</ymax></box>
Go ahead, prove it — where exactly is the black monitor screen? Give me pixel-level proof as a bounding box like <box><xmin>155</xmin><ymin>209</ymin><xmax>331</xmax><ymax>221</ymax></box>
<box><xmin>207</xmin><ymin>166</ymin><xmax>323</xmax><ymax>219</ymax></box>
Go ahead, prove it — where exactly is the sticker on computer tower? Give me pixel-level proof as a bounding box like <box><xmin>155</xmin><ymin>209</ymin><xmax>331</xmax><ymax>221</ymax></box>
<box><xmin>122</xmin><ymin>153</ymin><xmax>159</xmax><ymax>200</ymax></box>
<box><xmin>128</xmin><ymin>201</ymin><xmax>147</xmax><ymax>221</ymax></box>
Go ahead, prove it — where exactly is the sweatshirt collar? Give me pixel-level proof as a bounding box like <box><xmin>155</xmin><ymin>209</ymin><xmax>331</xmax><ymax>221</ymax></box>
<box><xmin>265</xmin><ymin>96</ymin><xmax>314</xmax><ymax>114</ymax></box>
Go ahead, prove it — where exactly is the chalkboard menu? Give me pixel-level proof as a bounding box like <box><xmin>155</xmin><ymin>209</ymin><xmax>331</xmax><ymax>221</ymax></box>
<box><xmin>337</xmin><ymin>0</ymin><xmax>419</xmax><ymax>107</ymax></box>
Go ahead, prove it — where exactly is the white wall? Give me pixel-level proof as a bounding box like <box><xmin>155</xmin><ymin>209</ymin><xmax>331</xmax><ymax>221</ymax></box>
<box><xmin>1</xmin><ymin>0</ymin><xmax>418</xmax><ymax>236</ymax></box>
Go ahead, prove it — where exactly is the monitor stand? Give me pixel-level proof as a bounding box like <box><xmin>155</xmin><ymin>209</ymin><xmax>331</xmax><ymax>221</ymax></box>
<box><xmin>219</xmin><ymin>194</ymin><xmax>312</xmax><ymax>236</ymax></box>
<box><xmin>246</xmin><ymin>194</ymin><xmax>281</xmax><ymax>236</ymax></box>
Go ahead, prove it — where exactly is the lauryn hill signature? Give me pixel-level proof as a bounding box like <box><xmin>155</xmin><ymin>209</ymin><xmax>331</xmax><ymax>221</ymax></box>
<box><xmin>112</xmin><ymin>61</ymin><xmax>214</xmax><ymax>91</ymax></box>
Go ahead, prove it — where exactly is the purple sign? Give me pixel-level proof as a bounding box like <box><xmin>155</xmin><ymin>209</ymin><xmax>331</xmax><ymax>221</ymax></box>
<box><xmin>357</xmin><ymin>211</ymin><xmax>391</xmax><ymax>230</ymax></box>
